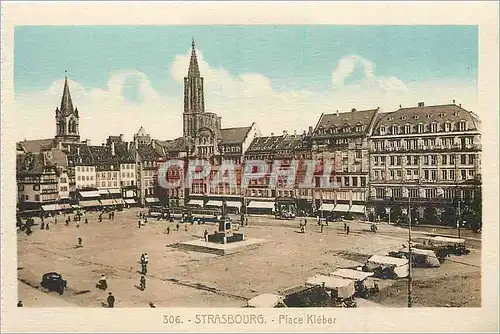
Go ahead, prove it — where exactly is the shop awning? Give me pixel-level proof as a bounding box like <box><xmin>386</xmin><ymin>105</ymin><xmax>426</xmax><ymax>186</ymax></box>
<box><xmin>349</xmin><ymin>205</ymin><xmax>365</xmax><ymax>213</ymax></box>
<box><xmin>145</xmin><ymin>197</ymin><xmax>160</xmax><ymax>203</ymax></box>
<box><xmin>99</xmin><ymin>189</ymin><xmax>109</xmax><ymax>195</ymax></box>
<box><xmin>333</xmin><ymin>204</ymin><xmax>350</xmax><ymax>212</ymax></box>
<box><xmin>41</xmin><ymin>204</ymin><xmax>57</xmax><ymax>211</ymax></box>
<box><xmin>124</xmin><ymin>199</ymin><xmax>137</xmax><ymax>204</ymax></box>
<box><xmin>226</xmin><ymin>201</ymin><xmax>242</xmax><ymax>209</ymax></box>
<box><xmin>319</xmin><ymin>203</ymin><xmax>335</xmax><ymax>211</ymax></box>
<box><xmin>108</xmin><ymin>188</ymin><xmax>121</xmax><ymax>194</ymax></box>
<box><xmin>79</xmin><ymin>191</ymin><xmax>101</xmax><ymax>198</ymax></box>
<box><xmin>206</xmin><ymin>200</ymin><xmax>223</xmax><ymax>207</ymax></box>
<box><xmin>71</xmin><ymin>204</ymin><xmax>80</xmax><ymax>209</ymax></box>
<box><xmin>58</xmin><ymin>204</ymin><xmax>73</xmax><ymax>210</ymax></box>
<box><xmin>187</xmin><ymin>199</ymin><xmax>204</xmax><ymax>206</ymax></box>
<box><xmin>100</xmin><ymin>199</ymin><xmax>116</xmax><ymax>206</ymax></box>
<box><xmin>248</xmin><ymin>201</ymin><xmax>275</xmax><ymax>209</ymax></box>
<box><xmin>79</xmin><ymin>200</ymin><xmax>101</xmax><ymax>208</ymax></box>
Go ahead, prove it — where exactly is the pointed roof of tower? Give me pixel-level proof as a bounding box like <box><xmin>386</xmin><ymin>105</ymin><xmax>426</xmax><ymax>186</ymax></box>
<box><xmin>59</xmin><ymin>76</ymin><xmax>75</xmax><ymax>116</ymax></box>
<box><xmin>188</xmin><ymin>38</ymin><xmax>200</xmax><ymax>78</ymax></box>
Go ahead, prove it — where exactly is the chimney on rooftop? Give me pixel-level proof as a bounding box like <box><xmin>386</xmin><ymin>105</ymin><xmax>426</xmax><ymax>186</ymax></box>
<box><xmin>271</xmin><ymin>132</ymin><xmax>274</xmax><ymax>136</ymax></box>
<box><xmin>283</xmin><ymin>130</ymin><xmax>288</xmax><ymax>136</ymax></box>
<box><xmin>308</xmin><ymin>126</ymin><xmax>313</xmax><ymax>135</ymax></box>
<box><xmin>418</xmin><ymin>102</ymin><xmax>425</xmax><ymax>108</ymax></box>
<box><xmin>335</xmin><ymin>110</ymin><xmax>339</xmax><ymax>116</ymax></box>
<box><xmin>453</xmin><ymin>99</ymin><xmax>456</xmax><ymax>104</ymax></box>
<box><xmin>399</xmin><ymin>104</ymin><xmax>402</xmax><ymax>108</ymax></box>
<box><xmin>293</xmin><ymin>130</ymin><xmax>297</xmax><ymax>136</ymax></box>
<box><xmin>120</xmin><ymin>134</ymin><xmax>124</xmax><ymax>142</ymax></box>
<box><xmin>351</xmin><ymin>108</ymin><xmax>357</xmax><ymax>112</ymax></box>
<box><xmin>459</xmin><ymin>103</ymin><xmax>462</xmax><ymax>108</ymax></box>
<box><xmin>111</xmin><ymin>142</ymin><xmax>115</xmax><ymax>156</ymax></box>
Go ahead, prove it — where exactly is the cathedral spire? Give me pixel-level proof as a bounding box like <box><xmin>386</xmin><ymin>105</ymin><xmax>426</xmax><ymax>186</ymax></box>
<box><xmin>188</xmin><ymin>38</ymin><xmax>200</xmax><ymax>78</ymax></box>
<box><xmin>60</xmin><ymin>74</ymin><xmax>75</xmax><ymax>116</ymax></box>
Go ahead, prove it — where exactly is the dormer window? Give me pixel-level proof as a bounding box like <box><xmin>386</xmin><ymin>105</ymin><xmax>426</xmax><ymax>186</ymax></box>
<box><xmin>355</xmin><ymin>125</ymin><xmax>363</xmax><ymax>132</ymax></box>
<box><xmin>404</xmin><ymin>124</ymin><xmax>411</xmax><ymax>134</ymax></box>
<box><xmin>343</xmin><ymin>126</ymin><xmax>350</xmax><ymax>133</ymax></box>
<box><xmin>417</xmin><ymin>124</ymin><xmax>424</xmax><ymax>133</ymax></box>
<box><xmin>391</xmin><ymin>125</ymin><xmax>398</xmax><ymax>135</ymax></box>
<box><xmin>459</xmin><ymin>121</ymin><xmax>467</xmax><ymax>131</ymax></box>
<box><xmin>332</xmin><ymin>127</ymin><xmax>337</xmax><ymax>133</ymax></box>
<box><xmin>445</xmin><ymin>122</ymin><xmax>452</xmax><ymax>132</ymax></box>
<box><xmin>430</xmin><ymin>123</ymin><xmax>438</xmax><ymax>133</ymax></box>
<box><xmin>380</xmin><ymin>126</ymin><xmax>386</xmax><ymax>135</ymax></box>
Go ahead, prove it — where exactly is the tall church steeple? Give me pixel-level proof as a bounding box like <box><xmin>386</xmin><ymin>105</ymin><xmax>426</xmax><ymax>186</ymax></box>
<box><xmin>55</xmin><ymin>74</ymin><xmax>80</xmax><ymax>143</ymax></box>
<box><xmin>183</xmin><ymin>38</ymin><xmax>206</xmax><ymax>138</ymax></box>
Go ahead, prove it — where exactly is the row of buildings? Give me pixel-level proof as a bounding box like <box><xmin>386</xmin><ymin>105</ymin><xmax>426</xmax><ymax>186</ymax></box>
<box><xmin>16</xmin><ymin>40</ymin><xmax>482</xmax><ymax>225</ymax></box>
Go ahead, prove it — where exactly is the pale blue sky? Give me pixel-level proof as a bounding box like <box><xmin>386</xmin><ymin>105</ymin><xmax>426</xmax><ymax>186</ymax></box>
<box><xmin>15</xmin><ymin>25</ymin><xmax>477</xmax><ymax>96</ymax></box>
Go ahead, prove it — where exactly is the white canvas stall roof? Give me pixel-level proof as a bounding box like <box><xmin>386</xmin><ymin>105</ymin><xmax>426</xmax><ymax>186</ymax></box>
<box><xmin>305</xmin><ymin>275</ymin><xmax>353</xmax><ymax>289</ymax></box>
<box><xmin>368</xmin><ymin>255</ymin><xmax>408</xmax><ymax>266</ymax></box>
<box><xmin>206</xmin><ymin>200</ymin><xmax>223</xmax><ymax>207</ymax></box>
<box><xmin>319</xmin><ymin>203</ymin><xmax>335</xmax><ymax>211</ymax></box>
<box><xmin>349</xmin><ymin>205</ymin><xmax>365</xmax><ymax>213</ymax></box>
<box><xmin>305</xmin><ymin>275</ymin><xmax>355</xmax><ymax>298</ymax></box>
<box><xmin>145</xmin><ymin>197</ymin><xmax>160</xmax><ymax>203</ymax></box>
<box><xmin>99</xmin><ymin>189</ymin><xmax>109</xmax><ymax>195</ymax></box>
<box><xmin>124</xmin><ymin>199</ymin><xmax>137</xmax><ymax>204</ymax></box>
<box><xmin>333</xmin><ymin>204</ymin><xmax>350</xmax><ymax>212</ymax></box>
<box><xmin>187</xmin><ymin>199</ymin><xmax>204</xmax><ymax>206</ymax></box>
<box><xmin>108</xmin><ymin>188</ymin><xmax>121</xmax><ymax>194</ymax></box>
<box><xmin>79</xmin><ymin>200</ymin><xmax>101</xmax><ymax>207</ymax></box>
<box><xmin>248</xmin><ymin>201</ymin><xmax>275</xmax><ymax>209</ymax></box>
<box><xmin>79</xmin><ymin>191</ymin><xmax>101</xmax><ymax>198</ymax></box>
<box><xmin>100</xmin><ymin>199</ymin><xmax>116</xmax><ymax>206</ymax></box>
<box><xmin>225</xmin><ymin>201</ymin><xmax>242</xmax><ymax>209</ymax></box>
<box><xmin>433</xmin><ymin>236</ymin><xmax>466</xmax><ymax>244</ymax></box>
<box><xmin>330</xmin><ymin>268</ymin><xmax>374</xmax><ymax>281</ymax></box>
<box><xmin>247</xmin><ymin>294</ymin><xmax>283</xmax><ymax>308</ymax></box>
<box><xmin>59</xmin><ymin>204</ymin><xmax>73</xmax><ymax>210</ymax></box>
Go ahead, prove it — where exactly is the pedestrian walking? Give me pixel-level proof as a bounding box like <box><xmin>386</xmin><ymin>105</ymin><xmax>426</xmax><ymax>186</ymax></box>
<box><xmin>204</xmin><ymin>229</ymin><xmax>209</xmax><ymax>242</ymax></box>
<box><xmin>245</xmin><ymin>217</ymin><xmax>248</xmax><ymax>226</ymax></box>
<box><xmin>320</xmin><ymin>222</ymin><xmax>324</xmax><ymax>233</ymax></box>
<box><xmin>144</xmin><ymin>253</ymin><xmax>149</xmax><ymax>266</ymax></box>
<box><xmin>54</xmin><ymin>217</ymin><xmax>58</xmax><ymax>225</ymax></box>
<box><xmin>17</xmin><ymin>300</ymin><xmax>23</xmax><ymax>307</ymax></box>
<box><xmin>45</xmin><ymin>222</ymin><xmax>50</xmax><ymax>230</ymax></box>
<box><xmin>85</xmin><ymin>218</ymin><xmax>88</xmax><ymax>224</ymax></box>
<box><xmin>76</xmin><ymin>221</ymin><xmax>80</xmax><ymax>228</ymax></box>
<box><xmin>78</xmin><ymin>237</ymin><xmax>82</xmax><ymax>246</ymax></box>
<box><xmin>141</xmin><ymin>263</ymin><xmax>148</xmax><ymax>275</ymax></box>
<box><xmin>344</xmin><ymin>222</ymin><xmax>347</xmax><ymax>232</ymax></box>
<box><xmin>41</xmin><ymin>222</ymin><xmax>45</xmax><ymax>230</ymax></box>
<box><xmin>99</xmin><ymin>215</ymin><xmax>103</xmax><ymax>223</ymax></box>
<box><xmin>346</xmin><ymin>225</ymin><xmax>350</xmax><ymax>235</ymax></box>
<box><xmin>106</xmin><ymin>292</ymin><xmax>115</xmax><ymax>308</ymax></box>
<box><xmin>139</xmin><ymin>275</ymin><xmax>146</xmax><ymax>291</ymax></box>
<box><xmin>185</xmin><ymin>224</ymin><xmax>188</xmax><ymax>231</ymax></box>
<box><xmin>166</xmin><ymin>226</ymin><xmax>170</xmax><ymax>234</ymax></box>
<box><xmin>176</xmin><ymin>223</ymin><xmax>180</xmax><ymax>231</ymax></box>
<box><xmin>138</xmin><ymin>220</ymin><xmax>141</xmax><ymax>228</ymax></box>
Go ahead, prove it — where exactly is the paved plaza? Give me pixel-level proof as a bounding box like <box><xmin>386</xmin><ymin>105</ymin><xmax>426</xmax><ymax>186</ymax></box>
<box><xmin>17</xmin><ymin>208</ymin><xmax>481</xmax><ymax>308</ymax></box>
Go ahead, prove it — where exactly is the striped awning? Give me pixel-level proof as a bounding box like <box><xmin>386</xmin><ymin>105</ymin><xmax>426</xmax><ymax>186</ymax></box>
<box><xmin>100</xmin><ymin>199</ymin><xmax>116</xmax><ymax>206</ymax></box>
<box><xmin>187</xmin><ymin>199</ymin><xmax>204</xmax><ymax>206</ymax></box>
<box><xmin>225</xmin><ymin>201</ymin><xmax>242</xmax><ymax>209</ymax></box>
<box><xmin>79</xmin><ymin>191</ymin><xmax>101</xmax><ymax>198</ymax></box>
<box><xmin>114</xmin><ymin>198</ymin><xmax>125</xmax><ymax>205</ymax></box>
<box><xmin>79</xmin><ymin>200</ymin><xmax>101</xmax><ymax>208</ymax></box>
<box><xmin>349</xmin><ymin>205</ymin><xmax>365</xmax><ymax>213</ymax></box>
<box><xmin>319</xmin><ymin>203</ymin><xmax>335</xmax><ymax>211</ymax></box>
<box><xmin>248</xmin><ymin>201</ymin><xmax>275</xmax><ymax>209</ymax></box>
<box><xmin>333</xmin><ymin>204</ymin><xmax>350</xmax><ymax>212</ymax></box>
<box><xmin>206</xmin><ymin>200</ymin><xmax>223</xmax><ymax>207</ymax></box>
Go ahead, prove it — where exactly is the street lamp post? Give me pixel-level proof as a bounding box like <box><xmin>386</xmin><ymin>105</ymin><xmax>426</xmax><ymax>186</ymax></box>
<box><xmin>407</xmin><ymin>195</ymin><xmax>413</xmax><ymax>308</ymax></box>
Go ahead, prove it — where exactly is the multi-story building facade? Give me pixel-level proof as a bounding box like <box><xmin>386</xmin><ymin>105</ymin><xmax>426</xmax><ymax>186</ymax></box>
<box><xmin>367</xmin><ymin>102</ymin><xmax>481</xmax><ymax>225</ymax></box>
<box><xmin>310</xmin><ymin>108</ymin><xmax>379</xmax><ymax>217</ymax></box>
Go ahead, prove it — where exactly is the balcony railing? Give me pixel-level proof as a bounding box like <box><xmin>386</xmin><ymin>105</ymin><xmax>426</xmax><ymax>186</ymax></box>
<box><xmin>372</xmin><ymin>144</ymin><xmax>481</xmax><ymax>153</ymax></box>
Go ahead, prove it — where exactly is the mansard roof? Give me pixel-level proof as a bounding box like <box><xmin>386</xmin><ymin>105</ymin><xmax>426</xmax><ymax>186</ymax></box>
<box><xmin>17</xmin><ymin>138</ymin><xmax>55</xmax><ymax>153</ymax></box>
<box><xmin>219</xmin><ymin>125</ymin><xmax>253</xmax><ymax>145</ymax></box>
<box><xmin>313</xmin><ymin>108</ymin><xmax>379</xmax><ymax>138</ymax></box>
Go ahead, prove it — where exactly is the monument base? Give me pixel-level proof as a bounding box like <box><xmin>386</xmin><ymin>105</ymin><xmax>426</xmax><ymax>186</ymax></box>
<box><xmin>171</xmin><ymin>238</ymin><xmax>266</xmax><ymax>256</ymax></box>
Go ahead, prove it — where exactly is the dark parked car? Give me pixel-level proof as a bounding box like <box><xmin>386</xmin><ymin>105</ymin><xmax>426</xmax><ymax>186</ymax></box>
<box><xmin>40</xmin><ymin>272</ymin><xmax>67</xmax><ymax>295</ymax></box>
